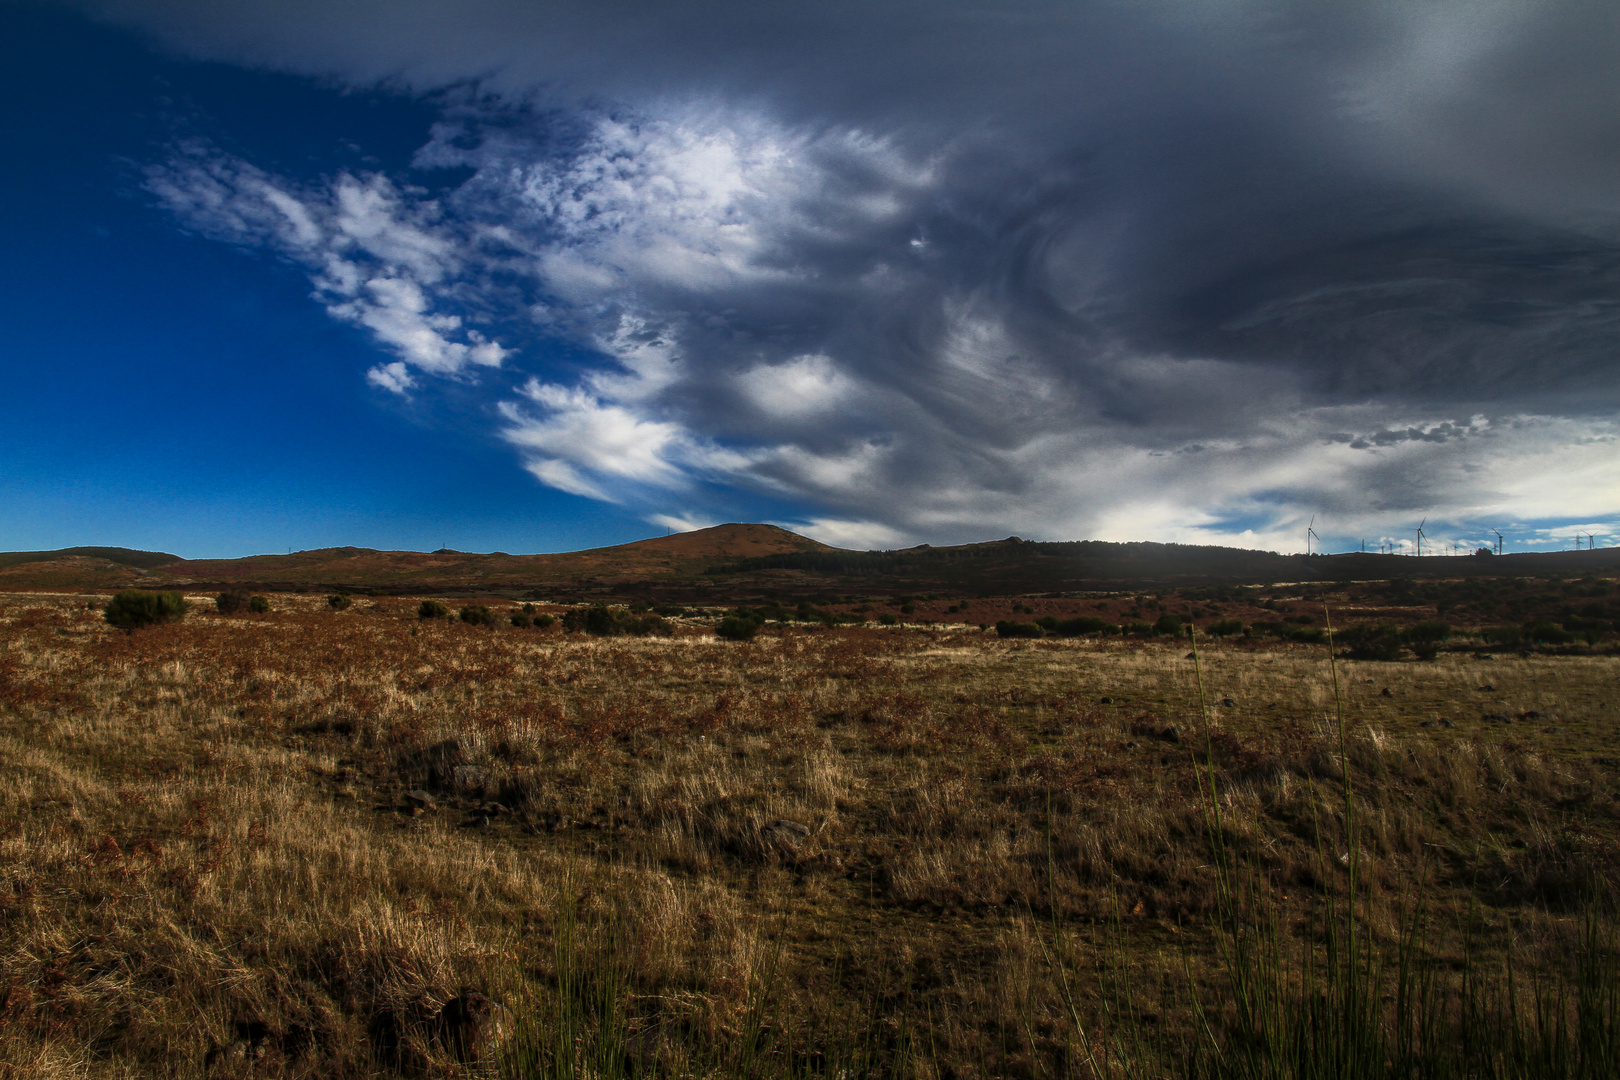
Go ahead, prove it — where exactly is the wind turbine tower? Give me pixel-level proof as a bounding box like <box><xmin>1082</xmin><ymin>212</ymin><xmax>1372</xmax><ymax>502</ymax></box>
<box><xmin>1416</xmin><ymin>519</ymin><xmax>1427</xmax><ymax>558</ymax></box>
<box><xmin>1493</xmin><ymin>529</ymin><xmax>1504</xmax><ymax>556</ymax></box>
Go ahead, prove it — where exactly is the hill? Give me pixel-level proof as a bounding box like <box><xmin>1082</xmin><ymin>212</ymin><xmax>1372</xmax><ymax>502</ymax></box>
<box><xmin>1</xmin><ymin>526</ymin><xmax>1616</xmax><ymax>598</ymax></box>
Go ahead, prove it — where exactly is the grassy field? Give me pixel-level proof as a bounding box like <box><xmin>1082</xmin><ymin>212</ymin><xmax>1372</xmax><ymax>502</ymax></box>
<box><xmin>1</xmin><ymin>589</ymin><xmax>1618</xmax><ymax>1077</ymax></box>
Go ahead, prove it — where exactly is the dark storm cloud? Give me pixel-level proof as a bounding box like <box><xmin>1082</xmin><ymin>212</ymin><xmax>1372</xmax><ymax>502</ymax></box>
<box><xmin>78</xmin><ymin>0</ymin><xmax>1620</xmax><ymax>547</ymax></box>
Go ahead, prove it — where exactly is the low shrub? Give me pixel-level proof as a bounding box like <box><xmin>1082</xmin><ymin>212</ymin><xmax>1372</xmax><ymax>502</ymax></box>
<box><xmin>1153</xmin><ymin>613</ymin><xmax>1184</xmax><ymax>637</ymax></box>
<box><xmin>248</xmin><ymin>595</ymin><xmax>271</xmax><ymax>614</ymax></box>
<box><xmin>716</xmin><ymin>615</ymin><xmax>760</xmax><ymax>641</ymax></box>
<box><xmin>510</xmin><ymin>612</ymin><xmax>532</xmax><ymax>628</ymax></box>
<box><xmin>104</xmin><ymin>590</ymin><xmax>189</xmax><ymax>631</ymax></box>
<box><xmin>1524</xmin><ymin>620</ymin><xmax>1573</xmax><ymax>645</ymax></box>
<box><xmin>1481</xmin><ymin>624</ymin><xmax>1523</xmax><ymax>646</ymax></box>
<box><xmin>532</xmin><ymin>613</ymin><xmax>556</xmax><ymax>629</ymax></box>
<box><xmin>995</xmin><ymin>620</ymin><xmax>1044</xmax><ymax>639</ymax></box>
<box><xmin>1405</xmin><ymin>620</ymin><xmax>1452</xmax><ymax>661</ymax></box>
<box><xmin>1562</xmin><ymin>615</ymin><xmax>1612</xmax><ymax>644</ymax></box>
<box><xmin>1405</xmin><ymin>620</ymin><xmax>1452</xmax><ymax>644</ymax></box>
<box><xmin>563</xmin><ymin>604</ymin><xmax>623</xmax><ymax>636</ymax></box>
<box><xmin>1125</xmin><ymin>620</ymin><xmax>1155</xmax><ymax>636</ymax></box>
<box><xmin>215</xmin><ymin>590</ymin><xmax>250</xmax><ymax>615</ymax></box>
<box><xmin>1207</xmin><ymin>618</ymin><xmax>1244</xmax><ymax>638</ymax></box>
<box><xmin>878</xmin><ymin>613</ymin><xmax>898</xmax><ymax>626</ymax></box>
<box><xmin>1341</xmin><ymin>622</ymin><xmax>1405</xmax><ymax>661</ymax></box>
<box><xmin>326</xmin><ymin>594</ymin><xmax>353</xmax><ymax>611</ymax></box>
<box><xmin>623</xmin><ymin>614</ymin><xmax>672</xmax><ymax>637</ymax></box>
<box><xmin>459</xmin><ymin>605</ymin><xmax>497</xmax><ymax>627</ymax></box>
<box><xmin>418</xmin><ymin>600</ymin><xmax>450</xmax><ymax>619</ymax></box>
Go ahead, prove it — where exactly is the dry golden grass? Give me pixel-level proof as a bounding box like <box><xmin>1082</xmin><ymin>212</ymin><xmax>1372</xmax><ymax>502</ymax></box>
<box><xmin>1</xmin><ymin>590</ymin><xmax>1617</xmax><ymax>1076</ymax></box>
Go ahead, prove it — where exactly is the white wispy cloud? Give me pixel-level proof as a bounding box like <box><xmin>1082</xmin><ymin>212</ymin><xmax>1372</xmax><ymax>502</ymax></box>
<box><xmin>123</xmin><ymin>2</ymin><xmax>1620</xmax><ymax>549</ymax></box>
<box><xmin>145</xmin><ymin>147</ymin><xmax>509</xmax><ymax>393</ymax></box>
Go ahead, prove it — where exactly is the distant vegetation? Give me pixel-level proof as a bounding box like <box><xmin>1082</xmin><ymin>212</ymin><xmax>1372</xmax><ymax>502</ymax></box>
<box><xmin>562</xmin><ymin>603</ymin><xmax>671</xmax><ymax>637</ymax></box>
<box><xmin>103</xmin><ymin>589</ymin><xmax>188</xmax><ymax>630</ymax></box>
<box><xmin>0</xmin><ymin>545</ymin><xmax>180</xmax><ymax>571</ymax></box>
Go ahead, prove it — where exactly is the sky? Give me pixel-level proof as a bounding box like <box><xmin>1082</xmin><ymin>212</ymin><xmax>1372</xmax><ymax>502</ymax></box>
<box><xmin>3</xmin><ymin>1</ymin><xmax>1618</xmax><ymax>559</ymax></box>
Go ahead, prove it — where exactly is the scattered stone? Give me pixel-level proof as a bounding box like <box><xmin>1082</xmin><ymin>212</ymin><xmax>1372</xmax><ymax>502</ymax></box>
<box><xmin>1185</xmin><ymin>652</ymin><xmax>1196</xmax><ymax>659</ymax></box>
<box><xmin>762</xmin><ymin>818</ymin><xmax>813</xmax><ymax>850</ymax></box>
<box><xmin>1479</xmin><ymin>685</ymin><xmax>1495</xmax><ymax>692</ymax></box>
<box><xmin>480</xmin><ymin>802</ymin><xmax>509</xmax><ymax>816</ymax></box>
<box><xmin>1482</xmin><ymin>714</ymin><xmax>1509</xmax><ymax>723</ymax></box>
<box><xmin>1160</xmin><ymin>725</ymin><xmax>1182</xmax><ymax>744</ymax></box>
<box><xmin>1595</xmin><ymin>757</ymin><xmax>1619</xmax><ymax>767</ymax></box>
<box><xmin>1124</xmin><ymin>741</ymin><xmax>1139</xmax><ymax>750</ymax></box>
<box><xmin>406</xmin><ymin>789</ymin><xmax>437</xmax><ymax>812</ymax></box>
<box><xmin>1520</xmin><ymin>710</ymin><xmax>1544</xmax><ymax>721</ymax></box>
<box><xmin>1441</xmin><ymin>720</ymin><xmax>1456</xmax><ymax>728</ymax></box>
<box><xmin>1221</xmin><ymin>697</ymin><xmax>1237</xmax><ymax>708</ymax></box>
<box><xmin>1099</xmin><ymin>696</ymin><xmax>1114</xmax><ymax>704</ymax></box>
<box><xmin>1380</xmin><ymin>688</ymin><xmax>1394</xmax><ymax>698</ymax></box>
<box><xmin>1421</xmin><ymin>721</ymin><xmax>1434</xmax><ymax>728</ymax></box>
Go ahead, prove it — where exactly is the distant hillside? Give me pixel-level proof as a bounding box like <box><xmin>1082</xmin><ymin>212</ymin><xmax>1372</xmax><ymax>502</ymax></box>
<box><xmin>1</xmin><ymin>527</ymin><xmax>1615</xmax><ymax>598</ymax></box>
<box><xmin>710</xmin><ymin>539</ymin><xmax>1620</xmax><ymax>594</ymax></box>
<box><xmin>0</xmin><ymin>546</ymin><xmax>180</xmax><ymax>571</ymax></box>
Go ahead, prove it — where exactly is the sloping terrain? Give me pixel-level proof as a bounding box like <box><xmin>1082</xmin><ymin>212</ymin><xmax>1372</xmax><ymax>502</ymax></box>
<box><xmin>2</xmin><ymin>525</ymin><xmax>1617</xmax><ymax>598</ymax></box>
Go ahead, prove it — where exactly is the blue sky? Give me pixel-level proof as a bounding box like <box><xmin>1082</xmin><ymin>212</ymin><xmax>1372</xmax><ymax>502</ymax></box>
<box><xmin>3</xmin><ymin>2</ymin><xmax>1618</xmax><ymax>558</ymax></box>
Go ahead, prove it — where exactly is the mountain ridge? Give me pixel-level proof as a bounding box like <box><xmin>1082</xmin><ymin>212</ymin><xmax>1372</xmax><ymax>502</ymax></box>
<box><xmin>2</xmin><ymin>524</ymin><xmax>1617</xmax><ymax>597</ymax></box>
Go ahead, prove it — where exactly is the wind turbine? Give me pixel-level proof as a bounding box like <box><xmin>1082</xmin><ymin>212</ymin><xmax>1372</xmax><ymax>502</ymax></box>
<box><xmin>1588</xmin><ymin>533</ymin><xmax>1597</xmax><ymax>551</ymax></box>
<box><xmin>1415</xmin><ymin>519</ymin><xmax>1426</xmax><ymax>558</ymax></box>
<box><xmin>1493</xmin><ymin>528</ymin><xmax>1504</xmax><ymax>556</ymax></box>
<box><xmin>1306</xmin><ymin>515</ymin><xmax>1320</xmax><ymax>556</ymax></box>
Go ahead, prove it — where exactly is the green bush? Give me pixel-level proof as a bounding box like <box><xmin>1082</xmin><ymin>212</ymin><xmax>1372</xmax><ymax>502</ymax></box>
<box><xmin>510</xmin><ymin>612</ymin><xmax>533</xmax><ymax>628</ymax></box>
<box><xmin>1524</xmin><ymin>620</ymin><xmax>1573</xmax><ymax>645</ymax></box>
<box><xmin>563</xmin><ymin>604</ymin><xmax>624</xmax><ymax>636</ymax></box>
<box><xmin>215</xmin><ymin>590</ymin><xmax>250</xmax><ymax>614</ymax></box>
<box><xmin>418</xmin><ymin>600</ymin><xmax>450</xmax><ymax>619</ymax></box>
<box><xmin>1152</xmin><ymin>613</ymin><xmax>1184</xmax><ymax>637</ymax></box>
<box><xmin>1207</xmin><ymin>618</ymin><xmax>1244</xmax><ymax>638</ymax></box>
<box><xmin>1125</xmin><ymin>620</ymin><xmax>1155</xmax><ymax>636</ymax></box>
<box><xmin>1341</xmin><ymin>622</ymin><xmax>1405</xmax><ymax>661</ymax></box>
<box><xmin>1563</xmin><ymin>615</ymin><xmax>1611</xmax><ymax>644</ymax></box>
<box><xmin>104</xmin><ymin>590</ymin><xmax>189</xmax><ymax>631</ymax></box>
<box><xmin>533</xmin><ymin>613</ymin><xmax>556</xmax><ymax>629</ymax></box>
<box><xmin>995</xmin><ymin>620</ymin><xmax>1044</xmax><ymax>639</ymax></box>
<box><xmin>878</xmin><ymin>613</ymin><xmax>898</xmax><ymax>626</ymax></box>
<box><xmin>248</xmin><ymin>595</ymin><xmax>271</xmax><ymax>614</ymax></box>
<box><xmin>716</xmin><ymin>615</ymin><xmax>760</xmax><ymax>641</ymax></box>
<box><xmin>1405</xmin><ymin>621</ymin><xmax>1452</xmax><ymax>644</ymax></box>
<box><xmin>459</xmin><ymin>605</ymin><xmax>496</xmax><ymax>627</ymax></box>
<box><xmin>1481</xmin><ymin>624</ymin><xmax>1523</xmax><ymax>646</ymax></box>
<box><xmin>623</xmin><ymin>615</ymin><xmax>672</xmax><ymax>637</ymax></box>
<box><xmin>326</xmin><ymin>594</ymin><xmax>353</xmax><ymax>611</ymax></box>
<box><xmin>1052</xmin><ymin>615</ymin><xmax>1109</xmax><ymax>637</ymax></box>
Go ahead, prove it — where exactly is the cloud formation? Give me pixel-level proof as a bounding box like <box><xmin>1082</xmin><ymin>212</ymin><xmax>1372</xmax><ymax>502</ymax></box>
<box><xmin>102</xmin><ymin>0</ymin><xmax>1620</xmax><ymax>548</ymax></box>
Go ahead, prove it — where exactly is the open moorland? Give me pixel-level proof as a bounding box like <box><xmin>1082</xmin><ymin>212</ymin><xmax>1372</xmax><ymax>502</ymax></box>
<box><xmin>2</xmin><ymin>577</ymin><xmax>1619</xmax><ymax>1077</ymax></box>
